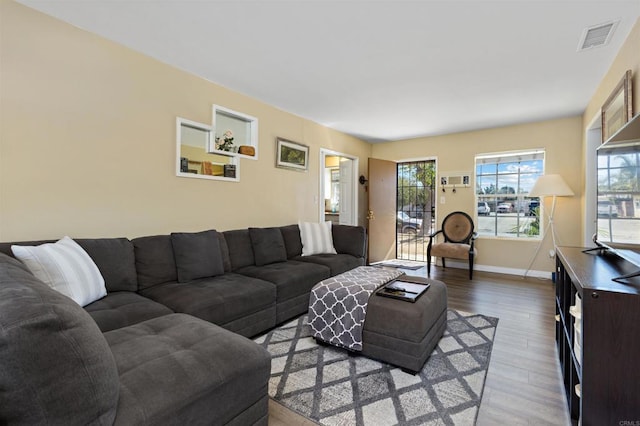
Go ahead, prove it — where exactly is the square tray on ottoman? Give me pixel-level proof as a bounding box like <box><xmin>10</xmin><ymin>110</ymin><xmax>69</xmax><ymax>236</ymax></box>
<box><xmin>361</xmin><ymin>275</ymin><xmax>448</xmax><ymax>373</ymax></box>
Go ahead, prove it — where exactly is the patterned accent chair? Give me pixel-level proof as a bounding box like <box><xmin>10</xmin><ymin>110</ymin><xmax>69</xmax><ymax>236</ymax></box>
<box><xmin>427</xmin><ymin>211</ymin><xmax>478</xmax><ymax>279</ymax></box>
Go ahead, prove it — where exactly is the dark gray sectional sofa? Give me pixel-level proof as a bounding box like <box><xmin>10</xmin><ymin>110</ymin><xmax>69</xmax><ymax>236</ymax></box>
<box><xmin>0</xmin><ymin>224</ymin><xmax>367</xmax><ymax>425</ymax></box>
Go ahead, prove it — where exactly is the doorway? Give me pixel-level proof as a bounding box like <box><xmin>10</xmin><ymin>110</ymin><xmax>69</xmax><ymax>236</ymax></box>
<box><xmin>396</xmin><ymin>160</ymin><xmax>436</xmax><ymax>261</ymax></box>
<box><xmin>319</xmin><ymin>149</ymin><xmax>358</xmax><ymax>226</ymax></box>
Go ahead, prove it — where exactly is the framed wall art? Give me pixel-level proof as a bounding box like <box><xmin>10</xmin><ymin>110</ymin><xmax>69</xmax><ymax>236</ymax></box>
<box><xmin>276</xmin><ymin>137</ymin><xmax>309</xmax><ymax>171</ymax></box>
<box><xmin>601</xmin><ymin>70</ymin><xmax>633</xmax><ymax>143</ymax></box>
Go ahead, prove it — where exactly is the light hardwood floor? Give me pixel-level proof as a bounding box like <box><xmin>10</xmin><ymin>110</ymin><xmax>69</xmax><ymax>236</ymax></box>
<box><xmin>268</xmin><ymin>266</ymin><xmax>572</xmax><ymax>426</ymax></box>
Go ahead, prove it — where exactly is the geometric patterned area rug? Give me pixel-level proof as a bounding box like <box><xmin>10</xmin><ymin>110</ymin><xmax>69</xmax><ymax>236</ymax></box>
<box><xmin>371</xmin><ymin>259</ymin><xmax>425</xmax><ymax>270</ymax></box>
<box><xmin>254</xmin><ymin>310</ymin><xmax>498</xmax><ymax>425</ymax></box>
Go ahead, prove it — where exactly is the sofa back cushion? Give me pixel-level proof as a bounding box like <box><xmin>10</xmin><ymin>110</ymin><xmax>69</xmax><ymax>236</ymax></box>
<box><xmin>2</xmin><ymin>238</ymin><xmax>138</xmax><ymax>294</ymax></box>
<box><xmin>332</xmin><ymin>224</ymin><xmax>367</xmax><ymax>258</ymax></box>
<box><xmin>223</xmin><ymin>229</ymin><xmax>255</xmax><ymax>270</ymax></box>
<box><xmin>132</xmin><ymin>235</ymin><xmax>177</xmax><ymax>289</ymax></box>
<box><xmin>249</xmin><ymin>227</ymin><xmax>287</xmax><ymax>266</ymax></box>
<box><xmin>279</xmin><ymin>225</ymin><xmax>303</xmax><ymax>259</ymax></box>
<box><xmin>217</xmin><ymin>231</ymin><xmax>232</xmax><ymax>273</ymax></box>
<box><xmin>0</xmin><ymin>253</ymin><xmax>120</xmax><ymax>424</ymax></box>
<box><xmin>76</xmin><ymin>238</ymin><xmax>138</xmax><ymax>292</ymax></box>
<box><xmin>0</xmin><ymin>240</ymin><xmax>53</xmax><ymax>257</ymax></box>
<box><xmin>171</xmin><ymin>230</ymin><xmax>225</xmax><ymax>282</ymax></box>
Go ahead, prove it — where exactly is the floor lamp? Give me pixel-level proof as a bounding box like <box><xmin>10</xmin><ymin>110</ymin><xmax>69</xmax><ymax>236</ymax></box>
<box><xmin>524</xmin><ymin>174</ymin><xmax>574</xmax><ymax>278</ymax></box>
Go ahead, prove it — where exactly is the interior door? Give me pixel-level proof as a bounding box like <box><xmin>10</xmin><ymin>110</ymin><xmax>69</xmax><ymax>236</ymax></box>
<box><xmin>367</xmin><ymin>158</ymin><xmax>397</xmax><ymax>263</ymax></box>
<box><xmin>339</xmin><ymin>158</ymin><xmax>354</xmax><ymax>225</ymax></box>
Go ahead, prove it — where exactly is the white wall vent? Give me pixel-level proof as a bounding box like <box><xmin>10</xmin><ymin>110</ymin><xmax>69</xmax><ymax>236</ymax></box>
<box><xmin>577</xmin><ymin>20</ymin><xmax>618</xmax><ymax>51</ymax></box>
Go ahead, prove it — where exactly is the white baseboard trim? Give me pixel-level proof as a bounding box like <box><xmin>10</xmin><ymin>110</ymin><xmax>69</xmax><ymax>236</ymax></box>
<box><xmin>436</xmin><ymin>259</ymin><xmax>552</xmax><ymax>280</ymax></box>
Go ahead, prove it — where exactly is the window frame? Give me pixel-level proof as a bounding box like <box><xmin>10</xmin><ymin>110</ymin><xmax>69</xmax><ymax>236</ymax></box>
<box><xmin>475</xmin><ymin>149</ymin><xmax>545</xmax><ymax>239</ymax></box>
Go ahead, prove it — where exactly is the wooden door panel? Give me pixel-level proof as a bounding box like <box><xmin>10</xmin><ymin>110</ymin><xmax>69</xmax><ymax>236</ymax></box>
<box><xmin>368</xmin><ymin>158</ymin><xmax>396</xmax><ymax>263</ymax></box>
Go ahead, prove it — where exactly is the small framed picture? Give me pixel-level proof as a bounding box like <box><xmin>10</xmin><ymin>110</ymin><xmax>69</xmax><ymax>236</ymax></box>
<box><xmin>601</xmin><ymin>70</ymin><xmax>633</xmax><ymax>142</ymax></box>
<box><xmin>276</xmin><ymin>137</ymin><xmax>309</xmax><ymax>171</ymax></box>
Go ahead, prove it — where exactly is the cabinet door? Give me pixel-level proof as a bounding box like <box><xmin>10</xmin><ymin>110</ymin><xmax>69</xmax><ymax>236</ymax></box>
<box><xmin>582</xmin><ymin>291</ymin><xmax>640</xmax><ymax>425</ymax></box>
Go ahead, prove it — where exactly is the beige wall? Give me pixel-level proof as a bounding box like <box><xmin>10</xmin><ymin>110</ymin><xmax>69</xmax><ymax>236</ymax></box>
<box><xmin>372</xmin><ymin>116</ymin><xmax>584</xmax><ymax>273</ymax></box>
<box><xmin>1</xmin><ymin>0</ymin><xmax>636</xmax><ymax>274</ymax></box>
<box><xmin>583</xmin><ymin>18</ymin><xmax>640</xmax><ymax>130</ymax></box>
<box><xmin>581</xmin><ymin>18</ymin><xmax>640</xmax><ymax>237</ymax></box>
<box><xmin>0</xmin><ymin>0</ymin><xmax>372</xmax><ymax>241</ymax></box>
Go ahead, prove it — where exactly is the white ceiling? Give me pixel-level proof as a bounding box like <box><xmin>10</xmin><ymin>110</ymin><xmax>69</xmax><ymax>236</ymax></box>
<box><xmin>17</xmin><ymin>0</ymin><xmax>640</xmax><ymax>143</ymax></box>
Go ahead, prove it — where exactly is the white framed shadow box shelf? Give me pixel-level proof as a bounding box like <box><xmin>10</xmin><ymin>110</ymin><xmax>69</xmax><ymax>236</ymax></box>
<box><xmin>210</xmin><ymin>105</ymin><xmax>259</xmax><ymax>160</ymax></box>
<box><xmin>176</xmin><ymin>117</ymin><xmax>240</xmax><ymax>182</ymax></box>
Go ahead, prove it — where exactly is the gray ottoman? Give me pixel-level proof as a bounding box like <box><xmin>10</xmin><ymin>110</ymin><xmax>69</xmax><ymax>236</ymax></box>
<box><xmin>361</xmin><ymin>275</ymin><xmax>448</xmax><ymax>373</ymax></box>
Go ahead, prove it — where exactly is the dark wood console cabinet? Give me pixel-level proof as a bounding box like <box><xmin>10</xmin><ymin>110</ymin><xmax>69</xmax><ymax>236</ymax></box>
<box><xmin>556</xmin><ymin>247</ymin><xmax>640</xmax><ymax>425</ymax></box>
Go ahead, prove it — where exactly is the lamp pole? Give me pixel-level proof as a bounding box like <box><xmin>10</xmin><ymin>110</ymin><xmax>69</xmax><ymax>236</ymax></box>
<box><xmin>523</xmin><ymin>174</ymin><xmax>573</xmax><ymax>279</ymax></box>
<box><xmin>524</xmin><ymin>195</ymin><xmax>558</xmax><ymax>278</ymax></box>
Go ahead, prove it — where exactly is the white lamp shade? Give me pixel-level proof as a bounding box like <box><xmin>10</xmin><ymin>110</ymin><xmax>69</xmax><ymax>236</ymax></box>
<box><xmin>529</xmin><ymin>174</ymin><xmax>574</xmax><ymax>197</ymax></box>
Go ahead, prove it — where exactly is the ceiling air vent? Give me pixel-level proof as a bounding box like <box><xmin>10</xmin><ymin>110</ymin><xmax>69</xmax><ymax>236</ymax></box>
<box><xmin>577</xmin><ymin>20</ymin><xmax>618</xmax><ymax>51</ymax></box>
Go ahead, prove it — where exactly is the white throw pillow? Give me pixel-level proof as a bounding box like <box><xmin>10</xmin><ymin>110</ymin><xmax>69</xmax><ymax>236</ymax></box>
<box><xmin>299</xmin><ymin>221</ymin><xmax>337</xmax><ymax>256</ymax></box>
<box><xmin>11</xmin><ymin>236</ymin><xmax>107</xmax><ymax>307</ymax></box>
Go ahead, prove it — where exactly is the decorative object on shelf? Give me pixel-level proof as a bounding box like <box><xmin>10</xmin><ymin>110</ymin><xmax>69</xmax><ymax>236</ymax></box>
<box><xmin>212</xmin><ymin>105</ymin><xmax>259</xmax><ymax>160</ymax></box>
<box><xmin>601</xmin><ymin>69</ymin><xmax>633</xmax><ymax>142</ymax></box>
<box><xmin>215</xmin><ymin>130</ymin><xmax>234</xmax><ymax>152</ymax></box>
<box><xmin>176</xmin><ymin>117</ymin><xmax>239</xmax><ymax>182</ymax></box>
<box><xmin>201</xmin><ymin>161</ymin><xmax>213</xmax><ymax>176</ymax></box>
<box><xmin>238</xmin><ymin>145</ymin><xmax>255</xmax><ymax>156</ymax></box>
<box><xmin>223</xmin><ymin>164</ymin><xmax>236</xmax><ymax>178</ymax></box>
<box><xmin>275</xmin><ymin>137</ymin><xmax>309</xmax><ymax>171</ymax></box>
<box><xmin>523</xmin><ymin>174</ymin><xmax>574</xmax><ymax>277</ymax></box>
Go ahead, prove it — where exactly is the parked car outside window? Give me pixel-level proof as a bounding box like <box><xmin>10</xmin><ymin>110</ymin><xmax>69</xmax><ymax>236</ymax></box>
<box><xmin>397</xmin><ymin>211</ymin><xmax>423</xmax><ymax>233</ymax></box>
<box><xmin>477</xmin><ymin>202</ymin><xmax>490</xmax><ymax>215</ymax></box>
<box><xmin>497</xmin><ymin>202</ymin><xmax>513</xmax><ymax>213</ymax></box>
<box><xmin>527</xmin><ymin>201</ymin><xmax>540</xmax><ymax>216</ymax></box>
<box><xmin>597</xmin><ymin>201</ymin><xmax>618</xmax><ymax>217</ymax></box>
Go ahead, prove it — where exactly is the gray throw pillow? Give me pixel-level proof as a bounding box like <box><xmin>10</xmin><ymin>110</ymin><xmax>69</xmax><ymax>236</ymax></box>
<box><xmin>249</xmin><ymin>227</ymin><xmax>287</xmax><ymax>266</ymax></box>
<box><xmin>171</xmin><ymin>230</ymin><xmax>225</xmax><ymax>282</ymax></box>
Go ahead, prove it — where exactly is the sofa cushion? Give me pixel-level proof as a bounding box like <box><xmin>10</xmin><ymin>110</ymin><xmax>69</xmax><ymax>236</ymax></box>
<box><xmin>140</xmin><ymin>273</ymin><xmax>276</xmax><ymax>329</ymax></box>
<box><xmin>217</xmin><ymin>231</ymin><xmax>232</xmax><ymax>273</ymax></box>
<box><xmin>223</xmin><ymin>229</ymin><xmax>255</xmax><ymax>270</ymax></box>
<box><xmin>76</xmin><ymin>238</ymin><xmax>138</xmax><ymax>292</ymax></box>
<box><xmin>105</xmin><ymin>314</ymin><xmax>270</xmax><ymax>425</ymax></box>
<box><xmin>84</xmin><ymin>292</ymin><xmax>173</xmax><ymax>332</ymax></box>
<box><xmin>11</xmin><ymin>236</ymin><xmax>107</xmax><ymax>307</ymax></box>
<box><xmin>237</xmin><ymin>260</ymin><xmax>330</xmax><ymax>304</ymax></box>
<box><xmin>295</xmin><ymin>253</ymin><xmax>365</xmax><ymax>276</ymax></box>
<box><xmin>171</xmin><ymin>230</ymin><xmax>224</xmax><ymax>282</ymax></box>
<box><xmin>279</xmin><ymin>224</ymin><xmax>303</xmax><ymax>259</ymax></box>
<box><xmin>332</xmin><ymin>224</ymin><xmax>367</xmax><ymax>258</ymax></box>
<box><xmin>249</xmin><ymin>227</ymin><xmax>287</xmax><ymax>266</ymax></box>
<box><xmin>0</xmin><ymin>239</ymin><xmax>53</xmax><ymax>258</ymax></box>
<box><xmin>299</xmin><ymin>221</ymin><xmax>337</xmax><ymax>256</ymax></box>
<box><xmin>0</xmin><ymin>253</ymin><xmax>119</xmax><ymax>425</ymax></box>
<box><xmin>132</xmin><ymin>235</ymin><xmax>177</xmax><ymax>289</ymax></box>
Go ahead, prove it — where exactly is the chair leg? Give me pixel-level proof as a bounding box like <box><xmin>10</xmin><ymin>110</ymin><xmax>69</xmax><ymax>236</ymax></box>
<box><xmin>427</xmin><ymin>247</ymin><xmax>432</xmax><ymax>276</ymax></box>
<box><xmin>441</xmin><ymin>258</ymin><xmax>446</xmax><ymax>269</ymax></box>
<box><xmin>469</xmin><ymin>253</ymin><xmax>474</xmax><ymax>279</ymax></box>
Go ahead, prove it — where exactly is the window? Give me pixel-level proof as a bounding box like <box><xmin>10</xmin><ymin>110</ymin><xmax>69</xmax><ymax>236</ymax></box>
<box><xmin>475</xmin><ymin>149</ymin><xmax>544</xmax><ymax>238</ymax></box>
<box><xmin>597</xmin><ymin>146</ymin><xmax>640</xmax><ymax>244</ymax></box>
